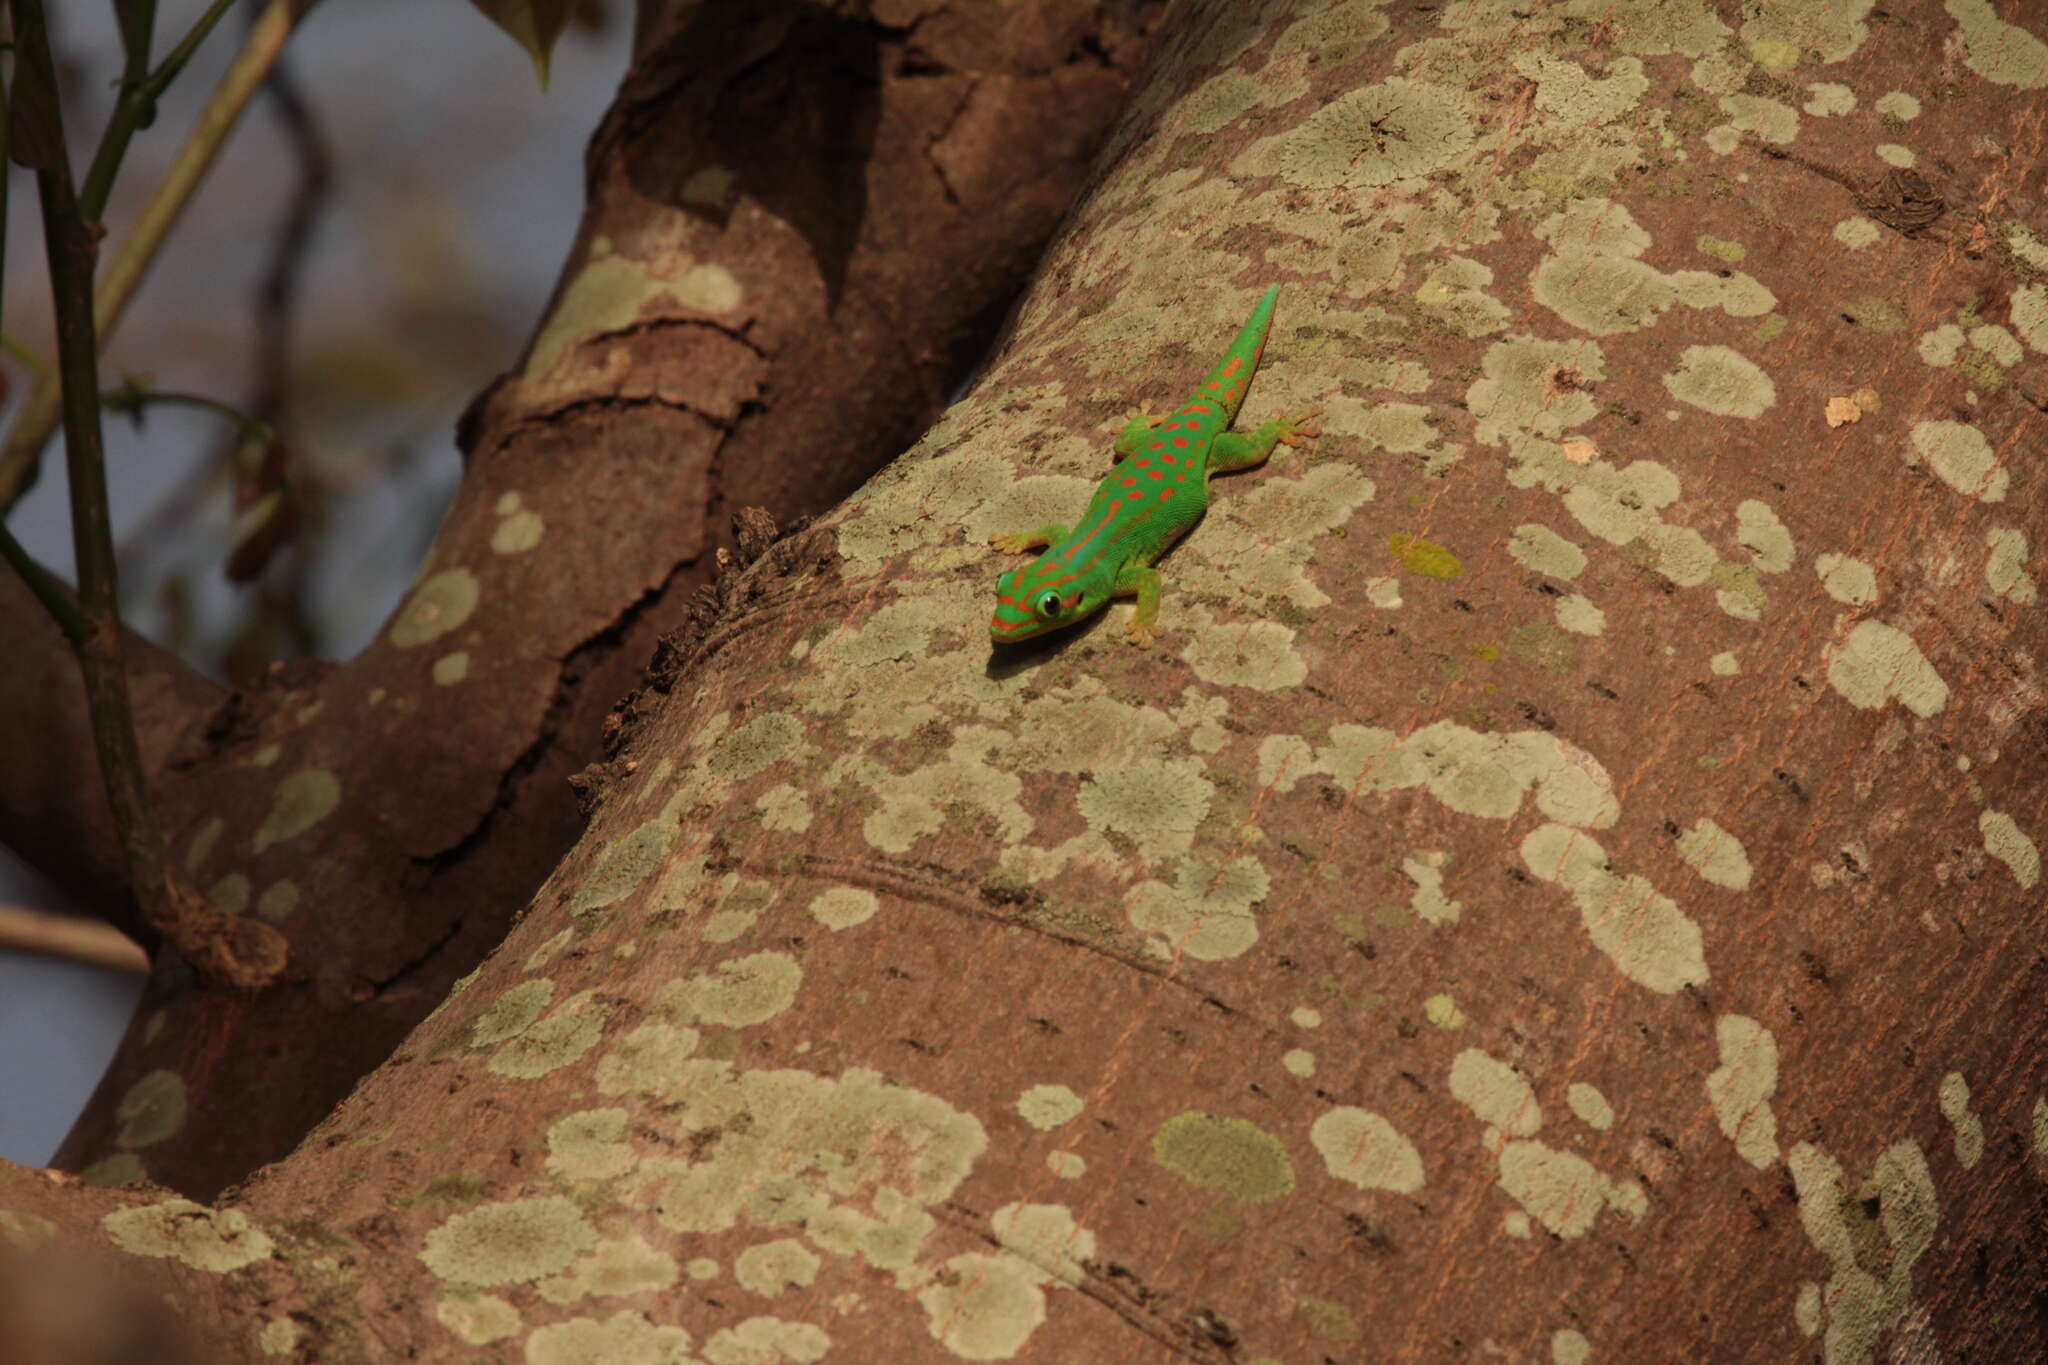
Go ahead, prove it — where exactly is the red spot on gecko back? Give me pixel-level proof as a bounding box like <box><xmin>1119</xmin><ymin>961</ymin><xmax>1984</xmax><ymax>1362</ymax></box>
<box><xmin>1149</xmin><ymin>469</ymin><xmax>1163</xmax><ymax>480</ymax></box>
<box><xmin>1172</xmin><ymin>436</ymin><xmax>1190</xmax><ymax>448</ymax></box>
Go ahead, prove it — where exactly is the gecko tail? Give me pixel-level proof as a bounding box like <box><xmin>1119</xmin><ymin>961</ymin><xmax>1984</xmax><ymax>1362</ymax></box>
<box><xmin>1196</xmin><ymin>284</ymin><xmax>1281</xmax><ymax>423</ymax></box>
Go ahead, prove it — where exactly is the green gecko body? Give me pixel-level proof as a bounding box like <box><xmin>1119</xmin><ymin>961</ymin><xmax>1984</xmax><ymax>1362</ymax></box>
<box><xmin>989</xmin><ymin>284</ymin><xmax>1316</xmax><ymax>647</ymax></box>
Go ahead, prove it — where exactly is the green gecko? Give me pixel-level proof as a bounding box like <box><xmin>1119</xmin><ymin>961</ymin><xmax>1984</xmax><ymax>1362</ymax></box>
<box><xmin>988</xmin><ymin>284</ymin><xmax>1318</xmax><ymax>647</ymax></box>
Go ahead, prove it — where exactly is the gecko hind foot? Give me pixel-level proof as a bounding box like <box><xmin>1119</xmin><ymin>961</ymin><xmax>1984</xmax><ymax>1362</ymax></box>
<box><xmin>1278</xmin><ymin>404</ymin><xmax>1325</xmax><ymax>446</ymax></box>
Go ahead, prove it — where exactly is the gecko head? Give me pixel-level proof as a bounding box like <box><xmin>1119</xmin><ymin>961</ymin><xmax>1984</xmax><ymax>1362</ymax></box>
<box><xmin>990</xmin><ymin>565</ymin><xmax>1097</xmax><ymax>644</ymax></box>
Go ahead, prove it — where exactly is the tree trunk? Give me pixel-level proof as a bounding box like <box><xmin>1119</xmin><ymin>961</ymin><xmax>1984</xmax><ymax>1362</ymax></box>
<box><xmin>5</xmin><ymin>0</ymin><xmax>2047</xmax><ymax>1361</ymax></box>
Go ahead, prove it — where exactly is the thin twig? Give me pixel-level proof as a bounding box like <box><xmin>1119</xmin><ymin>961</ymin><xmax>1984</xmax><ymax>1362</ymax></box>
<box><xmin>0</xmin><ymin>37</ymin><xmax>10</xmax><ymax>339</ymax></box>
<box><xmin>0</xmin><ymin>519</ymin><xmax>90</xmax><ymax>646</ymax></box>
<box><xmin>249</xmin><ymin>38</ymin><xmax>331</xmax><ymax>422</ymax></box>
<box><xmin>0</xmin><ymin>903</ymin><xmax>149</xmax><ymax>975</ymax></box>
<box><xmin>0</xmin><ymin>0</ymin><xmax>322</xmax><ymax>512</ymax></box>
<box><xmin>78</xmin><ymin>0</ymin><xmax>241</xmax><ymax>225</ymax></box>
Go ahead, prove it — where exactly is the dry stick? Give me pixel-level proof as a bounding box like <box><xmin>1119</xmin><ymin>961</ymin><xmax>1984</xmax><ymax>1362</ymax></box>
<box><xmin>6</xmin><ymin>0</ymin><xmax>286</xmax><ymax>989</ymax></box>
<box><xmin>0</xmin><ymin>0</ymin><xmax>321</xmax><ymax>512</ymax></box>
<box><xmin>0</xmin><ymin>904</ymin><xmax>149</xmax><ymax>976</ymax></box>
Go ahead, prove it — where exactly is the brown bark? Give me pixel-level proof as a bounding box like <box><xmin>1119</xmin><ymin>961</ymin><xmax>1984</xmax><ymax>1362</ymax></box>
<box><xmin>4</xmin><ymin>1</ymin><xmax>2047</xmax><ymax>1362</ymax></box>
<box><xmin>2</xmin><ymin>0</ymin><xmax>1162</xmax><ymax>1196</ymax></box>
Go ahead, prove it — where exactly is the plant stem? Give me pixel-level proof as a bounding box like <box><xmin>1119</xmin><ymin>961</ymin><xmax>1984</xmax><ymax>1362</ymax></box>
<box><xmin>0</xmin><ymin>0</ymin><xmax>320</xmax><ymax>513</ymax></box>
<box><xmin>79</xmin><ymin>0</ymin><xmax>243</xmax><ymax>225</ymax></box>
<box><xmin>0</xmin><ymin>520</ymin><xmax>89</xmax><ymax>648</ymax></box>
<box><xmin>104</xmin><ymin>382</ymin><xmax>277</xmax><ymax>441</ymax></box>
<box><xmin>8</xmin><ymin>0</ymin><xmax>170</xmax><ymax>942</ymax></box>
<box><xmin>0</xmin><ymin>43</ymin><xmax>10</xmax><ymax>335</ymax></box>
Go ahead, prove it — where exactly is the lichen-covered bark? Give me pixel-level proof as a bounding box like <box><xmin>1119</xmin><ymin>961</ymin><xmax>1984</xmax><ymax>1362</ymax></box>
<box><xmin>8</xmin><ymin>0</ymin><xmax>1160</xmax><ymax>1197</ymax></box>
<box><xmin>4</xmin><ymin>1</ymin><xmax>2046</xmax><ymax>1361</ymax></box>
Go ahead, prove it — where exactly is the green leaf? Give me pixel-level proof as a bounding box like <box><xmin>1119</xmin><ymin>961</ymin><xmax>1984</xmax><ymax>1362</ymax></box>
<box><xmin>463</xmin><ymin>0</ymin><xmax>576</xmax><ymax>87</ymax></box>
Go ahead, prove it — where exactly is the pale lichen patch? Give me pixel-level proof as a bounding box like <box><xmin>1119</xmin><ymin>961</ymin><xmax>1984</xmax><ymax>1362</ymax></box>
<box><xmin>1126</xmin><ymin>854</ymin><xmax>1270</xmax><ymax>960</ymax></box>
<box><xmin>704</xmin><ymin>1316</ymin><xmax>830</xmax><ymax>1364</ymax></box>
<box><xmin>389</xmin><ymin>569</ymin><xmax>479</xmax><ymax>648</ymax></box>
<box><xmin>1787</xmin><ymin>1140</ymin><xmax>1940</xmax><ymax>1361</ymax></box>
<box><xmin>538</xmin><ymin>1234</ymin><xmax>681</xmax><ymax>1305</ymax></box>
<box><xmin>525</xmin><ymin>1309</ymin><xmax>697</xmax><ymax>1365</ymax></box>
<box><xmin>1182</xmin><ymin>616</ymin><xmax>1309</xmax><ymax>690</ymax></box>
<box><xmin>1566</xmin><ymin>1083</ymin><xmax>1613</xmax><ymax>1131</ymax></box>
<box><xmin>1803</xmin><ymin>82</ymin><xmax>1855</xmax><ymax>115</ymax></box>
<box><xmin>1239</xmin><ymin>78</ymin><xmax>1477</xmax><ymax>191</ymax></box>
<box><xmin>253</xmin><ymin>768</ymin><xmax>340</xmax><ymax>854</ymax></box>
<box><xmin>918</xmin><ymin>1251</ymin><xmax>1047</xmax><ymax>1360</ymax></box>
<box><xmin>1707</xmin><ymin>1015</ymin><xmax>1781</xmax><ymax>1169</ymax></box>
<box><xmin>115</xmin><ymin>1070</ymin><xmax>187</xmax><ymax>1149</ymax></box>
<box><xmin>1816</xmin><ymin>553</ymin><xmax>1877</xmax><ymax>605</ymax></box>
<box><xmin>809</xmin><ymin>886</ymin><xmax>879</xmax><ymax>930</ymax></box>
<box><xmin>1310</xmin><ymin>1107</ymin><xmax>1425</xmax><ymax>1193</ymax></box>
<box><xmin>1826</xmin><ymin>621</ymin><xmax>1948</xmax><ymax>717</ymax></box>
<box><xmin>1016</xmin><ymin>1085</ymin><xmax>1083</xmax><ymax>1131</ymax></box>
<box><xmin>102</xmin><ymin>1199</ymin><xmax>274</xmax><ymax>1272</ymax></box>
<box><xmin>1402</xmin><ymin>850</ymin><xmax>1462</xmax><ymax>924</ymax></box>
<box><xmin>185</xmin><ymin>816</ymin><xmax>223</xmax><ymax>873</ymax></box>
<box><xmin>1078</xmin><ymin>757</ymin><xmax>1215</xmax><ymax>860</ymax></box>
<box><xmin>1677</xmin><ymin>818</ymin><xmax>1753</xmax><ymax>891</ymax></box>
<box><xmin>1984</xmin><ymin>528</ymin><xmax>2037</xmax><ymax>604</ymax></box>
<box><xmin>1908</xmin><ymin>420</ymin><xmax>2008</xmax><ymax>502</ymax></box>
<box><xmin>489</xmin><ymin>991</ymin><xmax>610</xmax><ymax>1080</ymax></box>
<box><xmin>1497</xmin><ymin>1140</ymin><xmax>1646</xmax><ymax>1237</ymax></box>
<box><xmin>1938</xmin><ymin>1072</ymin><xmax>1986</xmax><ymax>1169</ymax></box>
<box><xmin>1979</xmin><ymin>810</ymin><xmax>2040</xmax><ymax>888</ymax></box>
<box><xmin>622</xmin><ymin>1065</ymin><xmax>984</xmax><ymax>1257</ymax></box>
<box><xmin>656</xmin><ymin>951</ymin><xmax>803</xmax><ymax>1028</ymax></box>
<box><xmin>1151</xmin><ymin>1111</ymin><xmax>1295</xmax><ymax>1204</ymax></box>
<box><xmin>545</xmin><ymin>1108</ymin><xmax>637</xmax><ymax>1182</ymax></box>
<box><xmin>1662</xmin><ymin>345</ymin><xmax>1776</xmax><ymax>417</ymax></box>
<box><xmin>1507</xmin><ymin>523</ymin><xmax>1587</xmax><ymax>579</ymax></box>
<box><xmin>570</xmin><ymin>818</ymin><xmax>679</xmax><ymax>913</ymax></box>
<box><xmin>734</xmin><ymin>1239</ymin><xmax>820</xmax><ymax>1299</ymax></box>
<box><xmin>1736</xmin><ymin>500</ymin><xmax>1795</xmax><ymax>573</ymax></box>
<box><xmin>1742</xmin><ymin>0</ymin><xmax>1878</xmax><ymax>63</ymax></box>
<box><xmin>1449</xmin><ymin>1049</ymin><xmax>1542</xmax><ymax>1137</ymax></box>
<box><xmin>1521</xmin><ymin>824</ymin><xmax>1709</xmax><ymax>993</ymax></box>
<box><xmin>434</xmin><ymin>1291</ymin><xmax>521</xmax><ymax>1345</ymax></box>
<box><xmin>862</xmin><ymin>746</ymin><xmax>1029</xmax><ymax>856</ymax></box>
<box><xmin>419</xmin><ymin>1197</ymin><xmax>601</xmax><ymax>1287</ymax></box>
<box><xmin>1945</xmin><ymin>0</ymin><xmax>2048</xmax><ymax>88</ymax></box>
<box><xmin>1554</xmin><ymin>594</ymin><xmax>1606</xmax><ymax>635</ymax></box>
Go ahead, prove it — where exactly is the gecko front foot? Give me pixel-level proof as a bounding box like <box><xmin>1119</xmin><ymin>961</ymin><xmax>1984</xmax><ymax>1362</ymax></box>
<box><xmin>1125</xmin><ymin>617</ymin><xmax>1160</xmax><ymax>648</ymax></box>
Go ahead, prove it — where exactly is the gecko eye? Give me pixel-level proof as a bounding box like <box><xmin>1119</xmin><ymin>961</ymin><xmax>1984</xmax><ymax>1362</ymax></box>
<box><xmin>1033</xmin><ymin>591</ymin><xmax>1064</xmax><ymax>620</ymax></box>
